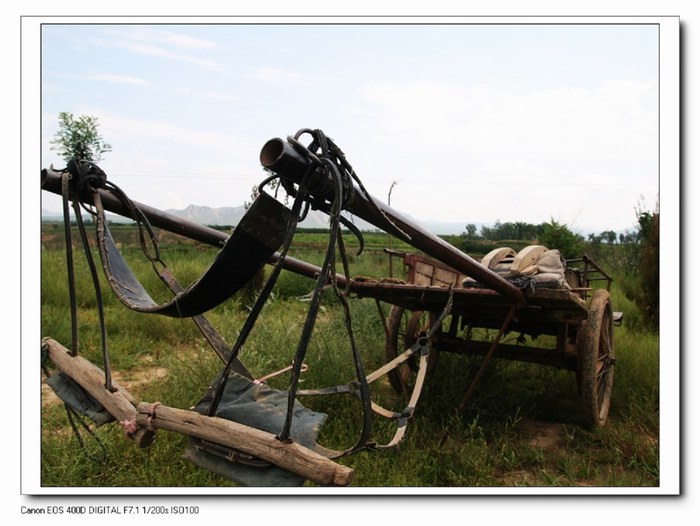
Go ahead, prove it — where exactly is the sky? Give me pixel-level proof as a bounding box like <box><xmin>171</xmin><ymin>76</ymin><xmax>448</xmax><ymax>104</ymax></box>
<box><xmin>40</xmin><ymin>22</ymin><xmax>661</xmax><ymax>234</ymax></box>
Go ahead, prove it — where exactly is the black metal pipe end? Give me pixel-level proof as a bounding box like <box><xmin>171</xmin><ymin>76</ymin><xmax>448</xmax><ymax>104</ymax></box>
<box><xmin>260</xmin><ymin>137</ymin><xmax>314</xmax><ymax>181</ymax></box>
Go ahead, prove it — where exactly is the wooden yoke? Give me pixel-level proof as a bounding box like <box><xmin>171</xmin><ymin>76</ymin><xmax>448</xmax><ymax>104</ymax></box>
<box><xmin>42</xmin><ymin>337</ymin><xmax>354</xmax><ymax>486</ymax></box>
<box><xmin>135</xmin><ymin>403</ymin><xmax>354</xmax><ymax>487</ymax></box>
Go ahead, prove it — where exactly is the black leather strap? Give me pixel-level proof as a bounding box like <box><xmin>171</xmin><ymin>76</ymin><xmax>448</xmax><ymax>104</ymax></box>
<box><xmin>94</xmin><ymin>191</ymin><xmax>290</xmax><ymax>318</ymax></box>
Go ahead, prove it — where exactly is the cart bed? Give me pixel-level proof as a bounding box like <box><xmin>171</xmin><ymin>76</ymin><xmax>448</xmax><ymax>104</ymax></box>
<box><xmin>349</xmin><ymin>279</ymin><xmax>588</xmax><ymax>328</ymax></box>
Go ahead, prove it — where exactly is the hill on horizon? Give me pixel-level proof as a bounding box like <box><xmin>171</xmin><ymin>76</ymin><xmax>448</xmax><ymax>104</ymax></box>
<box><xmin>42</xmin><ymin>202</ymin><xmax>621</xmax><ymax>237</ymax></box>
<box><xmin>41</xmin><ymin>202</ymin><xmax>473</xmax><ymax>235</ymax></box>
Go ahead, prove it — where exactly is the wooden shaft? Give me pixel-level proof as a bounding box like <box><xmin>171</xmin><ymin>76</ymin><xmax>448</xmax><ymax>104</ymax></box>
<box><xmin>135</xmin><ymin>402</ymin><xmax>354</xmax><ymax>487</ymax></box>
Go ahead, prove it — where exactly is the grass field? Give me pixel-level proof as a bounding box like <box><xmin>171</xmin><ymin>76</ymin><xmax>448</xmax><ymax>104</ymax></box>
<box><xmin>39</xmin><ymin>223</ymin><xmax>660</xmax><ymax>490</ymax></box>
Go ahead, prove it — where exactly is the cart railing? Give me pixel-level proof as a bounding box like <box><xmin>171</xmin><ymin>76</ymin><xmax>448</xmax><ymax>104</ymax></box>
<box><xmin>564</xmin><ymin>255</ymin><xmax>614</xmax><ymax>297</ymax></box>
<box><xmin>384</xmin><ymin>248</ymin><xmax>465</xmax><ymax>287</ymax></box>
<box><xmin>385</xmin><ymin>249</ymin><xmax>614</xmax><ymax>295</ymax></box>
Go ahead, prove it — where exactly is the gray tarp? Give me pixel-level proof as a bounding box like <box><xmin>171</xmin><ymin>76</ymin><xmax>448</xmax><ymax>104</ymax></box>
<box><xmin>45</xmin><ymin>372</ymin><xmax>115</xmax><ymax>426</ymax></box>
<box><xmin>185</xmin><ymin>371</ymin><xmax>328</xmax><ymax>487</ymax></box>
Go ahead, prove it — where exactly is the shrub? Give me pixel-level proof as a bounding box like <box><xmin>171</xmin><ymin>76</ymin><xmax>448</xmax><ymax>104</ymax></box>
<box><xmin>537</xmin><ymin>219</ymin><xmax>586</xmax><ymax>259</ymax></box>
<box><xmin>622</xmin><ymin>209</ymin><xmax>659</xmax><ymax>329</ymax></box>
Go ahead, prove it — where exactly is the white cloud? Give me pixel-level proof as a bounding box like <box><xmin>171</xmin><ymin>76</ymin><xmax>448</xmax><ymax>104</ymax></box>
<box><xmin>251</xmin><ymin>67</ymin><xmax>303</xmax><ymax>84</ymax></box>
<box><xmin>119</xmin><ymin>41</ymin><xmax>224</xmax><ymax>70</ymax></box>
<box><xmin>105</xmin><ymin>27</ymin><xmax>217</xmax><ymax>50</ymax></box>
<box><xmin>98</xmin><ymin>28</ymin><xmax>224</xmax><ymax>71</ymax></box>
<box><xmin>147</xmin><ymin>30</ymin><xmax>218</xmax><ymax>51</ymax></box>
<box><xmin>91</xmin><ymin>73</ymin><xmax>152</xmax><ymax>86</ymax></box>
<box><xmin>174</xmin><ymin>87</ymin><xmax>242</xmax><ymax>102</ymax></box>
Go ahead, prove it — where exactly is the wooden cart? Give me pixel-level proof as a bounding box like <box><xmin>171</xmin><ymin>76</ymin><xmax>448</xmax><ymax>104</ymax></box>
<box><xmin>349</xmin><ymin>249</ymin><xmax>619</xmax><ymax>428</ymax></box>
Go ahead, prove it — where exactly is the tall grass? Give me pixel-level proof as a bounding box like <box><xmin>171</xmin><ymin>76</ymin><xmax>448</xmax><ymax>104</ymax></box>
<box><xmin>39</xmin><ymin>226</ymin><xmax>660</xmax><ymax>489</ymax></box>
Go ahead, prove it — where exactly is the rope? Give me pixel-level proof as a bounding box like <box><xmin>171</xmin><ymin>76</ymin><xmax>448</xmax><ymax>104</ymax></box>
<box><xmin>254</xmin><ymin>362</ymin><xmax>308</xmax><ymax>385</ymax></box>
<box><xmin>145</xmin><ymin>402</ymin><xmax>162</xmax><ymax>432</ymax></box>
<box><xmin>120</xmin><ymin>419</ymin><xmax>139</xmax><ymax>436</ymax></box>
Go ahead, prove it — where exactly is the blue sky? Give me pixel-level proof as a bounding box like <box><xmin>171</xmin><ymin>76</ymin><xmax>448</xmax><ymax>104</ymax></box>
<box><xmin>41</xmin><ymin>22</ymin><xmax>660</xmax><ymax>233</ymax></box>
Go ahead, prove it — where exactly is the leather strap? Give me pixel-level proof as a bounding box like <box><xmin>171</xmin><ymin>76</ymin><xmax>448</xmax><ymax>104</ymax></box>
<box><xmin>94</xmin><ymin>191</ymin><xmax>290</xmax><ymax>318</ymax></box>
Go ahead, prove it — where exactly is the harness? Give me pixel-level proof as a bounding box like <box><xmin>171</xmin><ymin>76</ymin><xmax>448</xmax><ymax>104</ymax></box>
<box><xmin>47</xmin><ymin>129</ymin><xmax>449</xmax><ymax>485</ymax></box>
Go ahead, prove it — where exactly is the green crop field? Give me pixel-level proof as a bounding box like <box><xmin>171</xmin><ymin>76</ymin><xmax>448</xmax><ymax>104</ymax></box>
<box><xmin>39</xmin><ymin>223</ymin><xmax>660</xmax><ymax>490</ymax></box>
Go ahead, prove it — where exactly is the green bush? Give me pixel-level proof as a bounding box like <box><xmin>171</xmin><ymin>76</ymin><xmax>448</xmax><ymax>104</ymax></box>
<box><xmin>537</xmin><ymin>219</ymin><xmax>586</xmax><ymax>259</ymax></box>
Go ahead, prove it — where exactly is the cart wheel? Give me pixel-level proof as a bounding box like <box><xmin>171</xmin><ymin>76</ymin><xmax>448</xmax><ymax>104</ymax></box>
<box><xmin>578</xmin><ymin>289</ymin><xmax>616</xmax><ymax>427</ymax></box>
<box><xmin>384</xmin><ymin>306</ymin><xmax>439</xmax><ymax>397</ymax></box>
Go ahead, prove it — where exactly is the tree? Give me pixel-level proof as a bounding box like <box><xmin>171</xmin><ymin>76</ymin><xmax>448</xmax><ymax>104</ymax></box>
<box><xmin>50</xmin><ymin>112</ymin><xmax>112</xmax><ymax>163</ymax></box>
<box><xmin>537</xmin><ymin>219</ymin><xmax>585</xmax><ymax>259</ymax></box>
<box><xmin>622</xmin><ymin>204</ymin><xmax>659</xmax><ymax>328</ymax></box>
<box><xmin>600</xmin><ymin>230</ymin><xmax>618</xmax><ymax>244</ymax></box>
<box><xmin>463</xmin><ymin>223</ymin><xmax>478</xmax><ymax>239</ymax></box>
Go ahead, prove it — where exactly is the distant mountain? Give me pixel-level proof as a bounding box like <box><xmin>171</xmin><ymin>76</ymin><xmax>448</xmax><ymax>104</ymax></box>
<box><xmin>163</xmin><ymin>203</ymin><xmax>366</xmax><ymax>230</ymax></box>
<box><xmin>41</xmin><ymin>210</ymin><xmax>64</xmax><ymax>222</ymax></box>
<box><xmin>164</xmin><ymin>204</ymin><xmax>247</xmax><ymax>227</ymax></box>
<box><xmin>41</xmin><ymin>208</ymin><xmax>134</xmax><ymax>224</ymax></box>
<box><xmin>163</xmin><ymin>206</ymin><xmax>471</xmax><ymax>234</ymax></box>
<box><xmin>42</xmin><ymin>204</ymin><xmax>470</xmax><ymax>235</ymax></box>
<box><xmin>40</xmin><ymin>205</ymin><xmax>625</xmax><ymax>239</ymax></box>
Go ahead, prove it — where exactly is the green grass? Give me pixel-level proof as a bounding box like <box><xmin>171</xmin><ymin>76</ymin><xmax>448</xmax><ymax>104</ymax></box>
<box><xmin>39</xmin><ymin>225</ymin><xmax>660</xmax><ymax>489</ymax></box>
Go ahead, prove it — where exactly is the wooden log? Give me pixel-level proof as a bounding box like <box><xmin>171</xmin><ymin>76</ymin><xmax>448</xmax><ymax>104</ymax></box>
<box><xmin>135</xmin><ymin>402</ymin><xmax>354</xmax><ymax>487</ymax></box>
<box><xmin>42</xmin><ymin>337</ymin><xmax>154</xmax><ymax>447</ymax></box>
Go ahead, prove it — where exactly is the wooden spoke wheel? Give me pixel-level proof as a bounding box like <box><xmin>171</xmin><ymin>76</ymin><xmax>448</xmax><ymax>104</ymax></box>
<box><xmin>578</xmin><ymin>289</ymin><xmax>616</xmax><ymax>427</ymax></box>
<box><xmin>384</xmin><ymin>306</ymin><xmax>440</xmax><ymax>398</ymax></box>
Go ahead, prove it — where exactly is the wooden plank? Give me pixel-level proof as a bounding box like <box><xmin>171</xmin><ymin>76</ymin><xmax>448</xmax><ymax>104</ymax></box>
<box><xmin>135</xmin><ymin>402</ymin><xmax>354</xmax><ymax>487</ymax></box>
